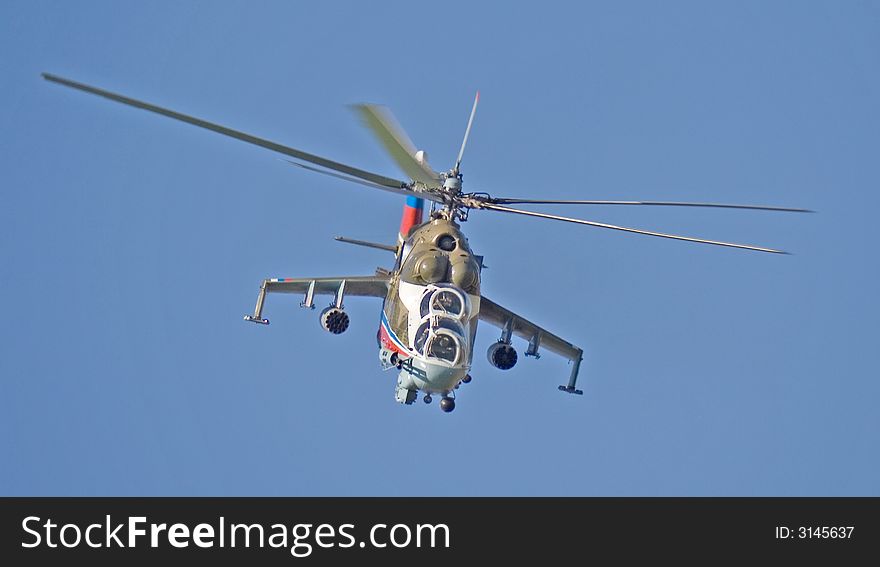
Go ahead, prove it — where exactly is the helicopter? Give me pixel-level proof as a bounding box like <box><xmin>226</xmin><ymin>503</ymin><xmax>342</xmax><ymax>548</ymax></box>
<box><xmin>42</xmin><ymin>73</ymin><xmax>810</xmax><ymax>413</ymax></box>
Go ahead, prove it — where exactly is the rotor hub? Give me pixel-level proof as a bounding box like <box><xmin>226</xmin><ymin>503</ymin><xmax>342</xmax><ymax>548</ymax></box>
<box><xmin>443</xmin><ymin>176</ymin><xmax>462</xmax><ymax>193</ymax></box>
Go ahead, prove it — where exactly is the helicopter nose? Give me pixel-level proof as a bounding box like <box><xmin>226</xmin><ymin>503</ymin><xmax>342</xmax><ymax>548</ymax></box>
<box><xmin>405</xmin><ymin>360</ymin><xmax>468</xmax><ymax>394</ymax></box>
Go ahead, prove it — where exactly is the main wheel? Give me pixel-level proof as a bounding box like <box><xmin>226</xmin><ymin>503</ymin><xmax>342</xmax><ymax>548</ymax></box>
<box><xmin>423</xmin><ymin>394</ymin><xmax>432</xmax><ymax>404</ymax></box>
<box><xmin>461</xmin><ymin>374</ymin><xmax>472</xmax><ymax>384</ymax></box>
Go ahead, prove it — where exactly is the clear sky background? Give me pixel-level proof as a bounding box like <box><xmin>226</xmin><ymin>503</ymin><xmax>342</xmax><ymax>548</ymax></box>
<box><xmin>2</xmin><ymin>1</ymin><xmax>877</xmax><ymax>495</ymax></box>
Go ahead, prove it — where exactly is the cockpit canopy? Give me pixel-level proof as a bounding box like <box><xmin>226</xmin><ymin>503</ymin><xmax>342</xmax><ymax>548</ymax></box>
<box><xmin>419</xmin><ymin>285</ymin><xmax>470</xmax><ymax>320</ymax></box>
<box><xmin>428</xmin><ymin>333</ymin><xmax>458</xmax><ymax>363</ymax></box>
<box><xmin>412</xmin><ymin>314</ymin><xmax>468</xmax><ymax>366</ymax></box>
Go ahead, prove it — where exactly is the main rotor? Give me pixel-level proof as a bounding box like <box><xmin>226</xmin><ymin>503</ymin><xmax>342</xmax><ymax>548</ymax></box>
<box><xmin>348</xmin><ymin>89</ymin><xmax>810</xmax><ymax>251</ymax></box>
<box><xmin>42</xmin><ymin>73</ymin><xmax>811</xmax><ymax>253</ymax></box>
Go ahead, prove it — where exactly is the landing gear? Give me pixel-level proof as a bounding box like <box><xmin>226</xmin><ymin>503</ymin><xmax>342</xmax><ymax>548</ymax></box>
<box><xmin>461</xmin><ymin>374</ymin><xmax>472</xmax><ymax>384</ymax></box>
<box><xmin>423</xmin><ymin>394</ymin><xmax>433</xmax><ymax>404</ymax></box>
<box><xmin>439</xmin><ymin>397</ymin><xmax>455</xmax><ymax>413</ymax></box>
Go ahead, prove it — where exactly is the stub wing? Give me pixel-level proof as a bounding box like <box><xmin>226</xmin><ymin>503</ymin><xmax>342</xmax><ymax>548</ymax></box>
<box><xmin>262</xmin><ymin>276</ymin><xmax>390</xmax><ymax>297</ymax></box>
<box><xmin>244</xmin><ymin>275</ymin><xmax>390</xmax><ymax>324</ymax></box>
<box><xmin>478</xmin><ymin>295</ymin><xmax>585</xmax><ymax>394</ymax></box>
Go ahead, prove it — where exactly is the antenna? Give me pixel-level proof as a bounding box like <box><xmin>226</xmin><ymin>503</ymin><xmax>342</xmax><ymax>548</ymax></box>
<box><xmin>453</xmin><ymin>91</ymin><xmax>480</xmax><ymax>176</ymax></box>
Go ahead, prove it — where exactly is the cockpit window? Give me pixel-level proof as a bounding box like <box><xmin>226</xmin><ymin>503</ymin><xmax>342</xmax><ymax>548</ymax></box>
<box><xmin>413</xmin><ymin>321</ymin><xmax>430</xmax><ymax>354</ymax></box>
<box><xmin>428</xmin><ymin>333</ymin><xmax>458</xmax><ymax>363</ymax></box>
<box><xmin>431</xmin><ymin>290</ymin><xmax>463</xmax><ymax>316</ymax></box>
<box><xmin>433</xmin><ymin>318</ymin><xmax>464</xmax><ymax>337</ymax></box>
<box><xmin>420</xmin><ymin>287</ymin><xmax>467</xmax><ymax>319</ymax></box>
<box><xmin>419</xmin><ymin>291</ymin><xmax>433</xmax><ymax>318</ymax></box>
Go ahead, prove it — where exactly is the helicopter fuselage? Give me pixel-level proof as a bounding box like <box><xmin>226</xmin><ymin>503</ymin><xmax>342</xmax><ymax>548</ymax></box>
<box><xmin>377</xmin><ymin>216</ymin><xmax>482</xmax><ymax>403</ymax></box>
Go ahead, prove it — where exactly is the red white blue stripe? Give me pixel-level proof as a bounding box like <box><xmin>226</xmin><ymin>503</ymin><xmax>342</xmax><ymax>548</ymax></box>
<box><xmin>398</xmin><ymin>196</ymin><xmax>424</xmax><ymax>240</ymax></box>
<box><xmin>379</xmin><ymin>310</ymin><xmax>410</xmax><ymax>356</ymax></box>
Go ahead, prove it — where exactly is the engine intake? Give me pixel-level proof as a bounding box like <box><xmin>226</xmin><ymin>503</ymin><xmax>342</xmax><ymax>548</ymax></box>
<box><xmin>487</xmin><ymin>342</ymin><xmax>517</xmax><ymax>370</ymax></box>
<box><xmin>320</xmin><ymin>306</ymin><xmax>349</xmax><ymax>334</ymax></box>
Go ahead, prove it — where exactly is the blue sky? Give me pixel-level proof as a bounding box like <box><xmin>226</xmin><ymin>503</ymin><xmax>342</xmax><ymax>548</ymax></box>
<box><xmin>1</xmin><ymin>1</ymin><xmax>877</xmax><ymax>495</ymax></box>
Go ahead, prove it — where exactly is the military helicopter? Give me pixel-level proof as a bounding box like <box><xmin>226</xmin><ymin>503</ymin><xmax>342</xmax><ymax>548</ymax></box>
<box><xmin>42</xmin><ymin>73</ymin><xmax>809</xmax><ymax>413</ymax></box>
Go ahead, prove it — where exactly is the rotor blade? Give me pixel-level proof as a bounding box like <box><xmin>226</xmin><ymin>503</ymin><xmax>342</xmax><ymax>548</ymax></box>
<box><xmin>453</xmin><ymin>91</ymin><xmax>479</xmax><ymax>175</ymax></box>
<box><xmin>281</xmin><ymin>159</ymin><xmax>445</xmax><ymax>204</ymax></box>
<box><xmin>352</xmin><ymin>103</ymin><xmax>442</xmax><ymax>186</ymax></box>
<box><xmin>42</xmin><ymin>73</ymin><xmax>407</xmax><ymax>189</ymax></box>
<box><xmin>480</xmin><ymin>203</ymin><xmax>788</xmax><ymax>254</ymax></box>
<box><xmin>490</xmin><ymin>198</ymin><xmax>812</xmax><ymax>213</ymax></box>
<box><xmin>334</xmin><ymin>237</ymin><xmax>398</xmax><ymax>253</ymax></box>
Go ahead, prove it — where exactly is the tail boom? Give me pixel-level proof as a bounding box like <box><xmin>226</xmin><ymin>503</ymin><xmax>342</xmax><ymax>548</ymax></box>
<box><xmin>399</xmin><ymin>196</ymin><xmax>425</xmax><ymax>241</ymax></box>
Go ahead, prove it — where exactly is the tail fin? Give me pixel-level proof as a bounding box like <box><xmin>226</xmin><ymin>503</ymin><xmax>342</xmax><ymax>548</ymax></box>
<box><xmin>399</xmin><ymin>196</ymin><xmax>425</xmax><ymax>242</ymax></box>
